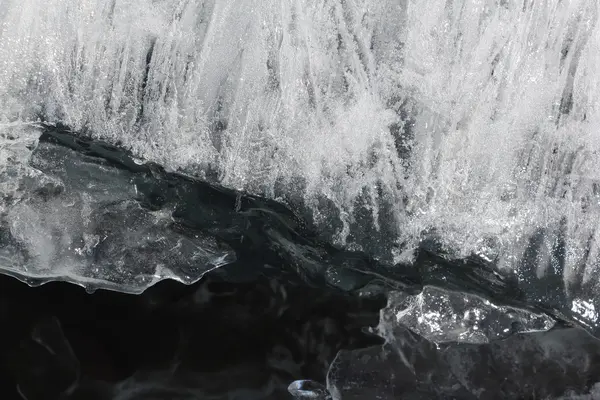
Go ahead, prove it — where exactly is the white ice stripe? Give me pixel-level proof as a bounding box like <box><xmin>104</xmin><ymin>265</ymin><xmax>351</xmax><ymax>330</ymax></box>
<box><xmin>2</xmin><ymin>1</ymin><xmax>600</xmax><ymax>294</ymax></box>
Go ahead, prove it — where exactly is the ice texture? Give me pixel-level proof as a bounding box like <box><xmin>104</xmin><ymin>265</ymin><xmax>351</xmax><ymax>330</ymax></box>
<box><xmin>0</xmin><ymin>125</ymin><xmax>235</xmax><ymax>293</ymax></box>
<box><xmin>2</xmin><ymin>0</ymin><xmax>600</xmax><ymax>323</ymax></box>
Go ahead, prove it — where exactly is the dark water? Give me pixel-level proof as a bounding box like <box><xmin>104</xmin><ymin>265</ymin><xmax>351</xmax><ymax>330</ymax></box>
<box><xmin>1</xmin><ymin>126</ymin><xmax>600</xmax><ymax>399</ymax></box>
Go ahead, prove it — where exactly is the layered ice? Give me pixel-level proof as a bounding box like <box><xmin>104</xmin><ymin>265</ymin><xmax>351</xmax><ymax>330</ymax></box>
<box><xmin>2</xmin><ymin>1</ymin><xmax>600</xmax><ymax>312</ymax></box>
<box><xmin>0</xmin><ymin>125</ymin><xmax>236</xmax><ymax>293</ymax></box>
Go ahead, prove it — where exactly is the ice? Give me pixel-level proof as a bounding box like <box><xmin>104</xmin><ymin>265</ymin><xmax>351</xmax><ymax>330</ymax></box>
<box><xmin>0</xmin><ymin>0</ymin><xmax>404</xmax><ymax>246</ymax></box>
<box><xmin>2</xmin><ymin>1</ymin><xmax>600</xmax><ymax>298</ymax></box>
<box><xmin>288</xmin><ymin>380</ymin><xmax>329</xmax><ymax>399</ymax></box>
<box><xmin>385</xmin><ymin>286</ymin><xmax>554</xmax><ymax>344</ymax></box>
<box><xmin>324</xmin><ymin>291</ymin><xmax>600</xmax><ymax>398</ymax></box>
<box><xmin>0</xmin><ymin>126</ymin><xmax>236</xmax><ymax>293</ymax></box>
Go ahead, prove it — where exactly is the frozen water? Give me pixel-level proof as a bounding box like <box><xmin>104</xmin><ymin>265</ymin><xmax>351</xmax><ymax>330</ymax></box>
<box><xmin>324</xmin><ymin>289</ymin><xmax>600</xmax><ymax>399</ymax></box>
<box><xmin>2</xmin><ymin>1</ymin><xmax>600</xmax><ymax>304</ymax></box>
<box><xmin>0</xmin><ymin>125</ymin><xmax>237</xmax><ymax>293</ymax></box>
<box><xmin>385</xmin><ymin>286</ymin><xmax>555</xmax><ymax>344</ymax></box>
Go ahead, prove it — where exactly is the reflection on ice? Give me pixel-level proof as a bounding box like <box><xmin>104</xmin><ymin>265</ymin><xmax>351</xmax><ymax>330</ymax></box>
<box><xmin>572</xmin><ymin>299</ymin><xmax>599</xmax><ymax>324</ymax></box>
<box><xmin>388</xmin><ymin>286</ymin><xmax>554</xmax><ymax>344</ymax></box>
